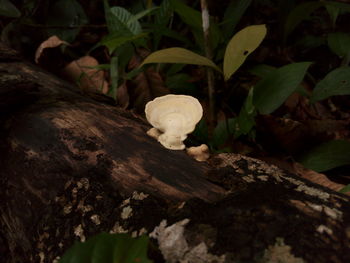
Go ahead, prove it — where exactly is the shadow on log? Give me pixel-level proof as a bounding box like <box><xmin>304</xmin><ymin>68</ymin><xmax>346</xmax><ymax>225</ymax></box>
<box><xmin>0</xmin><ymin>42</ymin><xmax>350</xmax><ymax>263</ymax></box>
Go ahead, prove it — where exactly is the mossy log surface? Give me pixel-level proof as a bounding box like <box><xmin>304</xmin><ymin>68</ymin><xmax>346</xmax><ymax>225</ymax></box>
<box><xmin>1</xmin><ymin>42</ymin><xmax>350</xmax><ymax>263</ymax></box>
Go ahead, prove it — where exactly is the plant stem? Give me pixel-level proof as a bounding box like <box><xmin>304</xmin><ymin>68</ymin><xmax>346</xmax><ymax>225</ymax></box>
<box><xmin>200</xmin><ymin>0</ymin><xmax>216</xmax><ymax>136</ymax></box>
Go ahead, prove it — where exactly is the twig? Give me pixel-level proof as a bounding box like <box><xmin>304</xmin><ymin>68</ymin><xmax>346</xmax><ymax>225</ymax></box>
<box><xmin>200</xmin><ymin>0</ymin><xmax>216</xmax><ymax>136</ymax></box>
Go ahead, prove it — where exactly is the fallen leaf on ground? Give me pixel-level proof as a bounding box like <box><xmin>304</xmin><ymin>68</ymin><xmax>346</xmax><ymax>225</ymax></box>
<box><xmin>259</xmin><ymin>156</ymin><xmax>347</xmax><ymax>194</ymax></box>
<box><xmin>127</xmin><ymin>49</ymin><xmax>169</xmax><ymax>113</ymax></box>
<box><xmin>35</xmin><ymin>35</ymin><xmax>68</xmax><ymax>64</ymax></box>
<box><xmin>61</xmin><ymin>56</ymin><xmax>109</xmax><ymax>94</ymax></box>
<box><xmin>292</xmin><ymin>162</ymin><xmax>346</xmax><ymax>193</ymax></box>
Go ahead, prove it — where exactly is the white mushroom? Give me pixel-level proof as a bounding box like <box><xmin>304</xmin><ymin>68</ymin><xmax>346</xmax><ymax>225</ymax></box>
<box><xmin>146</xmin><ymin>127</ymin><xmax>162</xmax><ymax>140</ymax></box>
<box><xmin>186</xmin><ymin>144</ymin><xmax>210</xmax><ymax>162</ymax></box>
<box><xmin>145</xmin><ymin>95</ymin><xmax>203</xmax><ymax>150</ymax></box>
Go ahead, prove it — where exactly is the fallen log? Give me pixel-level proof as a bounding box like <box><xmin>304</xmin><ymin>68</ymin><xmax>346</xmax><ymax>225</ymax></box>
<box><xmin>0</xmin><ymin>42</ymin><xmax>349</xmax><ymax>263</ymax></box>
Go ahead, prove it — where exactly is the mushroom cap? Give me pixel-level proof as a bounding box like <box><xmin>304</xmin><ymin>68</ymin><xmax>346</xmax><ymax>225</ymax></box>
<box><xmin>145</xmin><ymin>95</ymin><xmax>203</xmax><ymax>135</ymax></box>
<box><xmin>186</xmin><ymin>144</ymin><xmax>210</xmax><ymax>162</ymax></box>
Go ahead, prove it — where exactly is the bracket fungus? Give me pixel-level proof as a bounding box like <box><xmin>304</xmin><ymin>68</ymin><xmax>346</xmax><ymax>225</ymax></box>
<box><xmin>186</xmin><ymin>144</ymin><xmax>210</xmax><ymax>162</ymax></box>
<box><xmin>145</xmin><ymin>95</ymin><xmax>203</xmax><ymax>150</ymax></box>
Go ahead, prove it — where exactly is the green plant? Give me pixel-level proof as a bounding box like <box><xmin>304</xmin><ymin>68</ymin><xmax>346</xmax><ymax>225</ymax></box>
<box><xmin>139</xmin><ymin>24</ymin><xmax>313</xmax><ymax>151</ymax></box>
<box><xmin>298</xmin><ymin>140</ymin><xmax>350</xmax><ymax>173</ymax></box>
<box><xmin>0</xmin><ymin>0</ymin><xmax>21</xmax><ymax>18</ymax></box>
<box><xmin>283</xmin><ymin>1</ymin><xmax>350</xmax><ymax>43</ymax></box>
<box><xmin>59</xmin><ymin>233</ymin><xmax>153</xmax><ymax>263</ymax></box>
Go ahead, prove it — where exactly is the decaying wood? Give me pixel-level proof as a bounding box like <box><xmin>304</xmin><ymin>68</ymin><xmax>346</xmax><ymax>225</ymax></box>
<box><xmin>1</xmin><ymin>42</ymin><xmax>350</xmax><ymax>263</ymax></box>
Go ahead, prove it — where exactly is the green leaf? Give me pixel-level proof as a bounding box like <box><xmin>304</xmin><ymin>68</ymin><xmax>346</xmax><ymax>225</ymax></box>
<box><xmin>212</xmin><ymin>118</ymin><xmax>236</xmax><ymax>149</ymax></box>
<box><xmin>140</xmin><ymin>47</ymin><xmax>222</xmax><ymax>73</ymax></box>
<box><xmin>104</xmin><ymin>0</ymin><xmax>116</xmax><ymax>33</ymax></box>
<box><xmin>99</xmin><ymin>33</ymin><xmax>148</xmax><ymax>54</ymax></box>
<box><xmin>130</xmin><ymin>7</ymin><xmax>159</xmax><ymax>23</ymax></box>
<box><xmin>0</xmin><ymin>0</ymin><xmax>21</xmax><ymax>17</ymax></box>
<box><xmin>325</xmin><ymin>4</ymin><xmax>339</xmax><ymax>28</ymax></box>
<box><xmin>324</xmin><ymin>1</ymin><xmax>350</xmax><ymax>13</ymax></box>
<box><xmin>109</xmin><ymin>6</ymin><xmax>142</xmax><ymax>35</ymax></box>
<box><xmin>148</xmin><ymin>25</ymin><xmax>191</xmax><ymax>48</ymax></box>
<box><xmin>327</xmin><ymin>32</ymin><xmax>350</xmax><ymax>58</ymax></box>
<box><xmin>165</xmin><ymin>73</ymin><xmax>197</xmax><ymax>94</ymax></box>
<box><xmin>253</xmin><ymin>62</ymin><xmax>311</xmax><ymax>114</ymax></box>
<box><xmin>155</xmin><ymin>0</ymin><xmax>172</xmax><ymax>26</ymax></box>
<box><xmin>339</xmin><ymin>184</ymin><xmax>350</xmax><ymax>193</ymax></box>
<box><xmin>310</xmin><ymin>67</ymin><xmax>350</xmax><ymax>103</ymax></box>
<box><xmin>223</xmin><ymin>24</ymin><xmax>267</xmax><ymax>81</ymax></box>
<box><xmin>59</xmin><ymin>233</ymin><xmax>153</xmax><ymax>263</ymax></box>
<box><xmin>235</xmin><ymin>88</ymin><xmax>257</xmax><ymax>138</ymax></box>
<box><xmin>170</xmin><ymin>0</ymin><xmax>201</xmax><ymax>29</ymax></box>
<box><xmin>284</xmin><ymin>1</ymin><xmax>323</xmax><ymax>41</ymax></box>
<box><xmin>170</xmin><ymin>0</ymin><xmax>222</xmax><ymax>50</ymax></box>
<box><xmin>296</xmin><ymin>35</ymin><xmax>326</xmax><ymax>49</ymax></box>
<box><xmin>298</xmin><ymin>140</ymin><xmax>350</xmax><ymax>172</ymax></box>
<box><xmin>249</xmin><ymin>64</ymin><xmax>276</xmax><ymax>78</ymax></box>
<box><xmin>47</xmin><ymin>0</ymin><xmax>88</xmax><ymax>42</ymax></box>
<box><xmin>284</xmin><ymin>1</ymin><xmax>350</xmax><ymax>41</ymax></box>
<box><xmin>109</xmin><ymin>55</ymin><xmax>119</xmax><ymax>100</ymax></box>
<box><xmin>222</xmin><ymin>0</ymin><xmax>252</xmax><ymax>39</ymax></box>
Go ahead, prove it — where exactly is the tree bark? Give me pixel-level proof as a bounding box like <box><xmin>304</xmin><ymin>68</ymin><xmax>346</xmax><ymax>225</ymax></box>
<box><xmin>0</xmin><ymin>42</ymin><xmax>349</xmax><ymax>263</ymax></box>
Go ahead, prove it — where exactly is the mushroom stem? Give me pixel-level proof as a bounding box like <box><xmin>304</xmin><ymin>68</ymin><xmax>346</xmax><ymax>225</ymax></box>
<box><xmin>159</xmin><ymin>133</ymin><xmax>186</xmax><ymax>150</ymax></box>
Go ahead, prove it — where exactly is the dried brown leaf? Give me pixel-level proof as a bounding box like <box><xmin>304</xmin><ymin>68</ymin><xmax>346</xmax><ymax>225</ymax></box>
<box><xmin>128</xmin><ymin>68</ymin><xmax>169</xmax><ymax>112</ymax></box>
<box><xmin>35</xmin><ymin>35</ymin><xmax>69</xmax><ymax>64</ymax></box>
<box><xmin>61</xmin><ymin>56</ymin><xmax>109</xmax><ymax>94</ymax></box>
<box><xmin>259</xmin><ymin>157</ymin><xmax>347</xmax><ymax>194</ymax></box>
<box><xmin>127</xmin><ymin>50</ymin><xmax>169</xmax><ymax>113</ymax></box>
<box><xmin>292</xmin><ymin>162</ymin><xmax>346</xmax><ymax>193</ymax></box>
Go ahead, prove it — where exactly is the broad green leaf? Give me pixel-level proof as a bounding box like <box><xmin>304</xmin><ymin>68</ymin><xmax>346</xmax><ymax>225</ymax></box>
<box><xmin>298</xmin><ymin>140</ymin><xmax>350</xmax><ymax>172</ymax></box>
<box><xmin>296</xmin><ymin>35</ymin><xmax>326</xmax><ymax>49</ymax></box>
<box><xmin>222</xmin><ymin>0</ymin><xmax>252</xmax><ymax>39</ymax></box>
<box><xmin>109</xmin><ymin>6</ymin><xmax>142</xmax><ymax>35</ymax></box>
<box><xmin>339</xmin><ymin>184</ymin><xmax>350</xmax><ymax>193</ymax></box>
<box><xmin>253</xmin><ymin>62</ymin><xmax>311</xmax><ymax>114</ymax></box>
<box><xmin>284</xmin><ymin>1</ymin><xmax>324</xmax><ymax>41</ymax></box>
<box><xmin>47</xmin><ymin>0</ymin><xmax>88</xmax><ymax>42</ymax></box>
<box><xmin>326</xmin><ymin>4</ymin><xmax>339</xmax><ymax>28</ymax></box>
<box><xmin>170</xmin><ymin>0</ymin><xmax>222</xmax><ymax>50</ymax></box>
<box><xmin>140</xmin><ymin>47</ymin><xmax>222</xmax><ymax>73</ymax></box>
<box><xmin>223</xmin><ymin>24</ymin><xmax>267</xmax><ymax>81</ymax></box>
<box><xmin>310</xmin><ymin>67</ymin><xmax>350</xmax><ymax>103</ymax></box>
<box><xmin>155</xmin><ymin>0</ymin><xmax>172</xmax><ymax>26</ymax></box>
<box><xmin>130</xmin><ymin>7</ymin><xmax>159</xmax><ymax>22</ymax></box>
<box><xmin>0</xmin><ymin>0</ymin><xmax>21</xmax><ymax>17</ymax></box>
<box><xmin>324</xmin><ymin>1</ymin><xmax>350</xmax><ymax>13</ymax></box>
<box><xmin>170</xmin><ymin>0</ymin><xmax>201</xmax><ymax>29</ymax></box>
<box><xmin>327</xmin><ymin>32</ymin><xmax>350</xmax><ymax>58</ymax></box>
<box><xmin>152</xmin><ymin>0</ymin><xmax>173</xmax><ymax>48</ymax></box>
<box><xmin>59</xmin><ymin>233</ymin><xmax>152</xmax><ymax>263</ymax></box>
<box><xmin>284</xmin><ymin>1</ymin><xmax>350</xmax><ymax>41</ymax></box>
<box><xmin>104</xmin><ymin>0</ymin><xmax>116</xmax><ymax>33</ymax></box>
<box><xmin>249</xmin><ymin>64</ymin><xmax>276</xmax><ymax>78</ymax></box>
<box><xmin>148</xmin><ymin>24</ymin><xmax>191</xmax><ymax>49</ymax></box>
<box><xmin>99</xmin><ymin>33</ymin><xmax>148</xmax><ymax>54</ymax></box>
<box><xmin>165</xmin><ymin>73</ymin><xmax>197</xmax><ymax>94</ymax></box>
<box><xmin>212</xmin><ymin>118</ymin><xmax>236</xmax><ymax>148</ymax></box>
<box><xmin>235</xmin><ymin>88</ymin><xmax>257</xmax><ymax>138</ymax></box>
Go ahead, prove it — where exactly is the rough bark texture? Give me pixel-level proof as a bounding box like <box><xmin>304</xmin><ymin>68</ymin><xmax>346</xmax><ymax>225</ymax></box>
<box><xmin>1</xmin><ymin>42</ymin><xmax>350</xmax><ymax>263</ymax></box>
